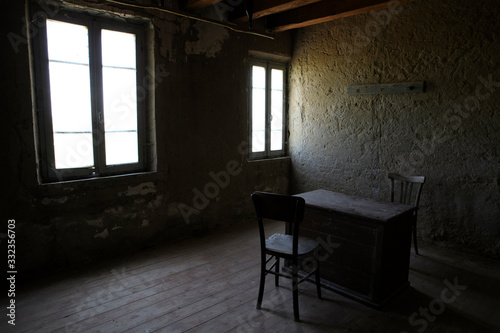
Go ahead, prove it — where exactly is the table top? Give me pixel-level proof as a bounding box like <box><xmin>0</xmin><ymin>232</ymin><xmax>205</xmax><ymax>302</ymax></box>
<box><xmin>295</xmin><ymin>189</ymin><xmax>415</xmax><ymax>222</ymax></box>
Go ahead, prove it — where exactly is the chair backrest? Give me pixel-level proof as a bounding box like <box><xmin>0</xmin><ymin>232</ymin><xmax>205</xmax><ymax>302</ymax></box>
<box><xmin>251</xmin><ymin>191</ymin><xmax>305</xmax><ymax>254</ymax></box>
<box><xmin>389</xmin><ymin>173</ymin><xmax>426</xmax><ymax>208</ymax></box>
<box><xmin>251</xmin><ymin>191</ymin><xmax>305</xmax><ymax>224</ymax></box>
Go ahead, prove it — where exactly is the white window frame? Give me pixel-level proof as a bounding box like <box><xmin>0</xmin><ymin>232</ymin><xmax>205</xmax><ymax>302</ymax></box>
<box><xmin>30</xmin><ymin>6</ymin><xmax>153</xmax><ymax>183</ymax></box>
<box><xmin>248</xmin><ymin>59</ymin><xmax>287</xmax><ymax>160</ymax></box>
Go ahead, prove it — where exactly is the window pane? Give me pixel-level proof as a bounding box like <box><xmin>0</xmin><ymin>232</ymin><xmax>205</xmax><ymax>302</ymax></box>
<box><xmin>102</xmin><ymin>29</ymin><xmax>139</xmax><ymax>165</ymax></box>
<box><xmin>271</xmin><ymin>68</ymin><xmax>283</xmax><ymax>91</ymax></box>
<box><xmin>102</xmin><ymin>67</ymin><xmax>138</xmax><ymax>132</ymax></box>
<box><xmin>46</xmin><ymin>20</ymin><xmax>89</xmax><ymax>64</ymax></box>
<box><xmin>105</xmin><ymin>131</ymin><xmax>139</xmax><ymax>165</ymax></box>
<box><xmin>271</xmin><ymin>90</ymin><xmax>283</xmax><ymax>132</ymax></box>
<box><xmin>46</xmin><ymin>20</ymin><xmax>93</xmax><ymax>169</ymax></box>
<box><xmin>252</xmin><ymin>65</ymin><xmax>266</xmax><ymax>89</ymax></box>
<box><xmin>252</xmin><ymin>88</ymin><xmax>266</xmax><ymax>152</ymax></box>
<box><xmin>270</xmin><ymin>130</ymin><xmax>282</xmax><ymax>151</ymax></box>
<box><xmin>252</xmin><ymin>66</ymin><xmax>266</xmax><ymax>152</ymax></box>
<box><xmin>49</xmin><ymin>62</ymin><xmax>93</xmax><ymax>132</ymax></box>
<box><xmin>270</xmin><ymin>69</ymin><xmax>284</xmax><ymax>151</ymax></box>
<box><xmin>53</xmin><ymin>133</ymin><xmax>94</xmax><ymax>169</ymax></box>
<box><xmin>101</xmin><ymin>29</ymin><xmax>136</xmax><ymax>69</ymax></box>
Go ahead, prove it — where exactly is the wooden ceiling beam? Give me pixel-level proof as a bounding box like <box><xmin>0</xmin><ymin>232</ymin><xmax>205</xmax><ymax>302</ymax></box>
<box><xmin>183</xmin><ymin>0</ymin><xmax>225</xmax><ymax>10</ymax></box>
<box><xmin>268</xmin><ymin>0</ymin><xmax>414</xmax><ymax>32</ymax></box>
<box><xmin>231</xmin><ymin>0</ymin><xmax>323</xmax><ymax>22</ymax></box>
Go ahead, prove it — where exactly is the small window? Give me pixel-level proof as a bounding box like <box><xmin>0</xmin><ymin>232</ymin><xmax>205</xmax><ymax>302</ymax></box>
<box><xmin>248</xmin><ymin>60</ymin><xmax>287</xmax><ymax>159</ymax></box>
<box><xmin>31</xmin><ymin>8</ymin><xmax>153</xmax><ymax>182</ymax></box>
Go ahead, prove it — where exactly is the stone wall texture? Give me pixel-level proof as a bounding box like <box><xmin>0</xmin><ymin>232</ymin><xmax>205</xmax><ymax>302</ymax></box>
<box><xmin>288</xmin><ymin>0</ymin><xmax>500</xmax><ymax>256</ymax></box>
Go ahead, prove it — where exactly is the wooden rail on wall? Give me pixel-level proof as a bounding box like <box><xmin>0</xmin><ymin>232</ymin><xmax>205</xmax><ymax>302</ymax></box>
<box><xmin>347</xmin><ymin>82</ymin><xmax>425</xmax><ymax>95</ymax></box>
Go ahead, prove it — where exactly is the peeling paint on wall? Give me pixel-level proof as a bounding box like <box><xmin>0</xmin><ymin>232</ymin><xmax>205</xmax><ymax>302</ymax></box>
<box><xmin>134</xmin><ymin>198</ymin><xmax>146</xmax><ymax>205</ymax></box>
<box><xmin>185</xmin><ymin>22</ymin><xmax>229</xmax><ymax>58</ymax></box>
<box><xmin>122</xmin><ymin>182</ymin><xmax>156</xmax><ymax>196</ymax></box>
<box><xmin>105</xmin><ymin>206</ymin><xmax>124</xmax><ymax>215</ymax></box>
<box><xmin>94</xmin><ymin>228</ymin><xmax>109</xmax><ymax>239</ymax></box>
<box><xmin>41</xmin><ymin>197</ymin><xmax>68</xmax><ymax>205</ymax></box>
<box><xmin>86</xmin><ymin>218</ymin><xmax>103</xmax><ymax>228</ymax></box>
<box><xmin>148</xmin><ymin>195</ymin><xmax>164</xmax><ymax>209</ymax></box>
<box><xmin>153</xmin><ymin>17</ymin><xmax>176</xmax><ymax>61</ymax></box>
<box><xmin>168</xmin><ymin>202</ymin><xmax>181</xmax><ymax>217</ymax></box>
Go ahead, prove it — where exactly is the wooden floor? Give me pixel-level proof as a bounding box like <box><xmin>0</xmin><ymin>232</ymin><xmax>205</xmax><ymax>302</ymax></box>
<box><xmin>3</xmin><ymin>220</ymin><xmax>500</xmax><ymax>333</ymax></box>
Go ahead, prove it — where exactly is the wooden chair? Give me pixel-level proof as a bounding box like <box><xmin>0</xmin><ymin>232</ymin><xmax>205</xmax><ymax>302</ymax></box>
<box><xmin>388</xmin><ymin>173</ymin><xmax>426</xmax><ymax>254</ymax></box>
<box><xmin>251</xmin><ymin>191</ymin><xmax>322</xmax><ymax>322</ymax></box>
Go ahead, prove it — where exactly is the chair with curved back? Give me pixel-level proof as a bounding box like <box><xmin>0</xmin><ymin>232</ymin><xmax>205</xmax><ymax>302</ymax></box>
<box><xmin>251</xmin><ymin>191</ymin><xmax>322</xmax><ymax>322</ymax></box>
<box><xmin>388</xmin><ymin>173</ymin><xmax>426</xmax><ymax>254</ymax></box>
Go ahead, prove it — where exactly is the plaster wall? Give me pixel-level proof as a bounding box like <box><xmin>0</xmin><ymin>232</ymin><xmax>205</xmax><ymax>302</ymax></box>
<box><xmin>2</xmin><ymin>0</ymin><xmax>291</xmax><ymax>275</ymax></box>
<box><xmin>288</xmin><ymin>0</ymin><xmax>500</xmax><ymax>256</ymax></box>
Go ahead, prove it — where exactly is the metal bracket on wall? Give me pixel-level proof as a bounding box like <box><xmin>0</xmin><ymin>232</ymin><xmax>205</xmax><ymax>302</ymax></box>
<box><xmin>347</xmin><ymin>82</ymin><xmax>425</xmax><ymax>95</ymax></box>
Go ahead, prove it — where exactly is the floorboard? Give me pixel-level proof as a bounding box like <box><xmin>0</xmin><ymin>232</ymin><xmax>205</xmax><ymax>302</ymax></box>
<box><xmin>3</xmin><ymin>220</ymin><xmax>500</xmax><ymax>333</ymax></box>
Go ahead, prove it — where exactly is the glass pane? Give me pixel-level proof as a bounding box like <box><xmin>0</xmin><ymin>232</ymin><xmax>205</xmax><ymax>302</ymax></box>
<box><xmin>252</xmin><ymin>66</ymin><xmax>266</xmax><ymax>152</ymax></box>
<box><xmin>252</xmin><ymin>130</ymin><xmax>265</xmax><ymax>152</ymax></box>
<box><xmin>105</xmin><ymin>131</ymin><xmax>139</xmax><ymax>165</ymax></box>
<box><xmin>252</xmin><ymin>88</ymin><xmax>266</xmax><ymax>131</ymax></box>
<box><xmin>102</xmin><ymin>67</ymin><xmax>138</xmax><ymax>132</ymax></box>
<box><xmin>102</xmin><ymin>29</ymin><xmax>139</xmax><ymax>165</ymax></box>
<box><xmin>46</xmin><ymin>20</ymin><xmax>89</xmax><ymax>64</ymax></box>
<box><xmin>47</xmin><ymin>19</ymin><xmax>93</xmax><ymax>169</ymax></box>
<box><xmin>271</xmin><ymin>90</ymin><xmax>283</xmax><ymax>131</ymax></box>
<box><xmin>101</xmin><ymin>29</ymin><xmax>136</xmax><ymax>69</ymax></box>
<box><xmin>252</xmin><ymin>90</ymin><xmax>266</xmax><ymax>152</ymax></box>
<box><xmin>53</xmin><ymin>133</ymin><xmax>93</xmax><ymax>169</ymax></box>
<box><xmin>271</xmin><ymin>68</ymin><xmax>283</xmax><ymax>91</ymax></box>
<box><xmin>270</xmin><ymin>130</ymin><xmax>282</xmax><ymax>151</ymax></box>
<box><xmin>252</xmin><ymin>65</ymin><xmax>266</xmax><ymax>89</ymax></box>
<box><xmin>49</xmin><ymin>62</ymin><xmax>93</xmax><ymax>132</ymax></box>
<box><xmin>270</xmin><ymin>69</ymin><xmax>284</xmax><ymax>151</ymax></box>
<box><xmin>270</xmin><ymin>90</ymin><xmax>283</xmax><ymax>151</ymax></box>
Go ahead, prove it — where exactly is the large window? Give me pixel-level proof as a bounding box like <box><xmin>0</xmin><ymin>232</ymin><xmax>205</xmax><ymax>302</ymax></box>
<box><xmin>249</xmin><ymin>60</ymin><xmax>287</xmax><ymax>159</ymax></box>
<box><xmin>31</xmin><ymin>8</ymin><xmax>153</xmax><ymax>182</ymax></box>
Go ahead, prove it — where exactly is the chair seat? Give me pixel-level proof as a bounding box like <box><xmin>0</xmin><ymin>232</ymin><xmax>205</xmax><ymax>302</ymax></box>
<box><xmin>266</xmin><ymin>233</ymin><xmax>319</xmax><ymax>256</ymax></box>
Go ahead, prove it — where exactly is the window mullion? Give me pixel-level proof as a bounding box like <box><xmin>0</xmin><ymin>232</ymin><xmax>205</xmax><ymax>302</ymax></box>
<box><xmin>89</xmin><ymin>22</ymin><xmax>105</xmax><ymax>175</ymax></box>
<box><xmin>265</xmin><ymin>63</ymin><xmax>272</xmax><ymax>157</ymax></box>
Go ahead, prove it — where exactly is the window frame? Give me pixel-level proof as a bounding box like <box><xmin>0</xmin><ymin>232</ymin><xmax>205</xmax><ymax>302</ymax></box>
<box><xmin>248</xmin><ymin>59</ymin><xmax>287</xmax><ymax>160</ymax></box>
<box><xmin>31</xmin><ymin>7</ymin><xmax>151</xmax><ymax>183</ymax></box>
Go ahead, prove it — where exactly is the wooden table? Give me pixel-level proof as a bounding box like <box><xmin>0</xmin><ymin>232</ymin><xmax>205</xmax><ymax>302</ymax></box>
<box><xmin>295</xmin><ymin>189</ymin><xmax>415</xmax><ymax>307</ymax></box>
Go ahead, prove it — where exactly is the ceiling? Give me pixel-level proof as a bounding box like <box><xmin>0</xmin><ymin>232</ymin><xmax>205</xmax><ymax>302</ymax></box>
<box><xmin>180</xmin><ymin>0</ymin><xmax>414</xmax><ymax>33</ymax></box>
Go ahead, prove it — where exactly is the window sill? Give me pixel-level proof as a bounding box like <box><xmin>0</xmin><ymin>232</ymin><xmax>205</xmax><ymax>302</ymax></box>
<box><xmin>248</xmin><ymin>156</ymin><xmax>290</xmax><ymax>163</ymax></box>
<box><xmin>38</xmin><ymin>170</ymin><xmax>157</xmax><ymax>186</ymax></box>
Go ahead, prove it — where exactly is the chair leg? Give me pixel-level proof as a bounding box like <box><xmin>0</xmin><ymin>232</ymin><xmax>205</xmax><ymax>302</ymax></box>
<box><xmin>315</xmin><ymin>259</ymin><xmax>322</xmax><ymax>299</ymax></box>
<box><xmin>292</xmin><ymin>262</ymin><xmax>300</xmax><ymax>322</ymax></box>
<box><xmin>256</xmin><ymin>254</ymin><xmax>266</xmax><ymax>309</ymax></box>
<box><xmin>275</xmin><ymin>257</ymin><xmax>280</xmax><ymax>287</ymax></box>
